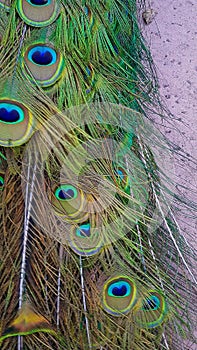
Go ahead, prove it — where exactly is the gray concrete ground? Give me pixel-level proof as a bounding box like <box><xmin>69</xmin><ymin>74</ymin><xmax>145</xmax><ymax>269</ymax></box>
<box><xmin>141</xmin><ymin>0</ymin><xmax>196</xmax><ymax>234</ymax></box>
<box><xmin>141</xmin><ymin>1</ymin><xmax>196</xmax><ymax>346</ymax></box>
<box><xmin>144</xmin><ymin>0</ymin><xmax>196</xmax><ymax>154</ymax></box>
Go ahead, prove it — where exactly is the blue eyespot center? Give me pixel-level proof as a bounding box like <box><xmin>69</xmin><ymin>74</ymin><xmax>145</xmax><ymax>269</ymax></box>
<box><xmin>0</xmin><ymin>108</ymin><xmax>19</xmax><ymax>123</ymax></box>
<box><xmin>84</xmin><ymin>6</ymin><xmax>89</xmax><ymax>16</ymax></box>
<box><xmin>113</xmin><ymin>45</ymin><xmax>119</xmax><ymax>54</ymax></box>
<box><xmin>58</xmin><ymin>188</ymin><xmax>74</xmax><ymax>200</ymax></box>
<box><xmin>112</xmin><ymin>285</ymin><xmax>127</xmax><ymax>296</ymax></box>
<box><xmin>76</xmin><ymin>223</ymin><xmax>91</xmax><ymax>238</ymax></box>
<box><xmin>142</xmin><ymin>295</ymin><xmax>160</xmax><ymax>311</ymax></box>
<box><xmin>0</xmin><ymin>103</ymin><xmax>24</xmax><ymax>124</ymax></box>
<box><xmin>55</xmin><ymin>185</ymin><xmax>78</xmax><ymax>201</ymax></box>
<box><xmin>28</xmin><ymin>46</ymin><xmax>57</xmax><ymax>66</ymax></box>
<box><xmin>85</xmin><ymin>67</ymin><xmax>91</xmax><ymax>77</ymax></box>
<box><xmin>115</xmin><ymin>168</ymin><xmax>124</xmax><ymax>181</ymax></box>
<box><xmin>32</xmin><ymin>51</ymin><xmax>52</xmax><ymax>65</ymax></box>
<box><xmin>29</xmin><ymin>0</ymin><xmax>49</xmax><ymax>5</ymax></box>
<box><xmin>108</xmin><ymin>281</ymin><xmax>131</xmax><ymax>297</ymax></box>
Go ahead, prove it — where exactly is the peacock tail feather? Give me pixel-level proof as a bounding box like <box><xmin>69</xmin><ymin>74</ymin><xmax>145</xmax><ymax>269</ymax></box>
<box><xmin>0</xmin><ymin>1</ymin><xmax>196</xmax><ymax>349</ymax></box>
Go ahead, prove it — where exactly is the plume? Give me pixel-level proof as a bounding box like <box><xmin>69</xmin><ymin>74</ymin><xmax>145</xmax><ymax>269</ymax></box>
<box><xmin>0</xmin><ymin>1</ymin><xmax>196</xmax><ymax>350</ymax></box>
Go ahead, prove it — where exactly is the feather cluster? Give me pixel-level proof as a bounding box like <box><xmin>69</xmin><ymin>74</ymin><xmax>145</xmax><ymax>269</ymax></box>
<box><xmin>0</xmin><ymin>1</ymin><xmax>196</xmax><ymax>349</ymax></box>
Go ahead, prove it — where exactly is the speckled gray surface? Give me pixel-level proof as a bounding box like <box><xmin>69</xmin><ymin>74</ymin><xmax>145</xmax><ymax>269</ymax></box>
<box><xmin>141</xmin><ymin>0</ymin><xmax>197</xmax><ymax>235</ymax></box>
<box><xmin>142</xmin><ymin>1</ymin><xmax>197</xmax><ymax>344</ymax></box>
<box><xmin>143</xmin><ymin>0</ymin><xmax>196</xmax><ymax>154</ymax></box>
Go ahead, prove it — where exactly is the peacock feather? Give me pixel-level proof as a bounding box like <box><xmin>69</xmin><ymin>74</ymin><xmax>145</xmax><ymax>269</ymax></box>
<box><xmin>0</xmin><ymin>1</ymin><xmax>196</xmax><ymax>349</ymax></box>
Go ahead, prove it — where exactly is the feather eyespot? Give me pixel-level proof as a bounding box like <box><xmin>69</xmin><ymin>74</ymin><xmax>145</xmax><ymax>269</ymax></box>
<box><xmin>102</xmin><ymin>276</ymin><xmax>137</xmax><ymax>316</ymax></box>
<box><xmin>135</xmin><ymin>291</ymin><xmax>168</xmax><ymax>328</ymax></box>
<box><xmin>69</xmin><ymin>221</ymin><xmax>103</xmax><ymax>256</ymax></box>
<box><xmin>0</xmin><ymin>99</ymin><xmax>35</xmax><ymax>147</ymax></box>
<box><xmin>21</xmin><ymin>43</ymin><xmax>65</xmax><ymax>87</ymax></box>
<box><xmin>49</xmin><ymin>184</ymin><xmax>88</xmax><ymax>222</ymax></box>
<box><xmin>113</xmin><ymin>166</ymin><xmax>130</xmax><ymax>190</ymax></box>
<box><xmin>84</xmin><ymin>6</ymin><xmax>94</xmax><ymax>26</ymax></box>
<box><xmin>16</xmin><ymin>0</ymin><xmax>60</xmax><ymax>27</ymax></box>
<box><xmin>0</xmin><ymin>303</ymin><xmax>56</xmax><ymax>341</ymax></box>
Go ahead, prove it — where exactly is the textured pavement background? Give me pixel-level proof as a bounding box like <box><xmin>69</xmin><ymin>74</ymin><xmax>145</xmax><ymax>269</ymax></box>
<box><xmin>142</xmin><ymin>0</ymin><xmax>196</xmax><ymax>151</ymax></box>
<box><xmin>141</xmin><ymin>1</ymin><xmax>196</xmax><ymax>345</ymax></box>
<box><xmin>141</xmin><ymin>0</ymin><xmax>197</xmax><ymax>234</ymax></box>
